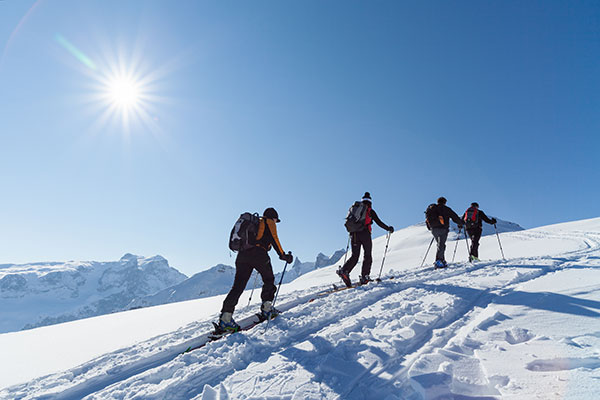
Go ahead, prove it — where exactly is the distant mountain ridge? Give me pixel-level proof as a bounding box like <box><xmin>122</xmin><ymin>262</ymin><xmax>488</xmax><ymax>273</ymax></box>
<box><xmin>0</xmin><ymin>254</ymin><xmax>187</xmax><ymax>333</ymax></box>
<box><xmin>126</xmin><ymin>249</ymin><xmax>346</xmax><ymax>310</ymax></box>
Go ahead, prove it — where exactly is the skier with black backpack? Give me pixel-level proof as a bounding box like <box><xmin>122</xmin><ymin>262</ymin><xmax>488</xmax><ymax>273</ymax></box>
<box><xmin>425</xmin><ymin>197</ymin><xmax>464</xmax><ymax>268</ymax></box>
<box><xmin>218</xmin><ymin>207</ymin><xmax>293</xmax><ymax>332</ymax></box>
<box><xmin>337</xmin><ymin>192</ymin><xmax>394</xmax><ymax>287</ymax></box>
<box><xmin>463</xmin><ymin>202</ymin><xmax>497</xmax><ymax>261</ymax></box>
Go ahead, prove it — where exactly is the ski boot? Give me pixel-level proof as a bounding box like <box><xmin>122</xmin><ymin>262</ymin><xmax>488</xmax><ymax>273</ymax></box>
<box><xmin>434</xmin><ymin>260</ymin><xmax>447</xmax><ymax>269</ymax></box>
<box><xmin>218</xmin><ymin>312</ymin><xmax>241</xmax><ymax>333</ymax></box>
<box><xmin>260</xmin><ymin>301</ymin><xmax>280</xmax><ymax>321</ymax></box>
<box><xmin>336</xmin><ymin>267</ymin><xmax>352</xmax><ymax>288</ymax></box>
<box><xmin>469</xmin><ymin>255</ymin><xmax>480</xmax><ymax>262</ymax></box>
<box><xmin>359</xmin><ymin>275</ymin><xmax>373</xmax><ymax>285</ymax></box>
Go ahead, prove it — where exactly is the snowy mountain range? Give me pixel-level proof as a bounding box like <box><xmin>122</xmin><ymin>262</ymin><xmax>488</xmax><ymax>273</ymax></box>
<box><xmin>125</xmin><ymin>250</ymin><xmax>346</xmax><ymax>310</ymax></box>
<box><xmin>0</xmin><ymin>248</ymin><xmax>346</xmax><ymax>334</ymax></box>
<box><xmin>0</xmin><ymin>254</ymin><xmax>187</xmax><ymax>333</ymax></box>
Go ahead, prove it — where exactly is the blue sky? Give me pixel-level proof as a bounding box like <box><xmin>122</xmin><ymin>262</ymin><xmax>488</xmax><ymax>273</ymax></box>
<box><xmin>1</xmin><ymin>1</ymin><xmax>598</xmax><ymax>276</ymax></box>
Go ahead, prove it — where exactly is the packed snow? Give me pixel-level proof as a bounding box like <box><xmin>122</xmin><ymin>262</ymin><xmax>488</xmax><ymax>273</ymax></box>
<box><xmin>1</xmin><ymin>218</ymin><xmax>599</xmax><ymax>399</ymax></box>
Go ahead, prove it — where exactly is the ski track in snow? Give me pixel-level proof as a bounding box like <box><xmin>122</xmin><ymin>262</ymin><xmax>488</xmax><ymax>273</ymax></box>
<box><xmin>3</xmin><ymin>226</ymin><xmax>600</xmax><ymax>399</ymax></box>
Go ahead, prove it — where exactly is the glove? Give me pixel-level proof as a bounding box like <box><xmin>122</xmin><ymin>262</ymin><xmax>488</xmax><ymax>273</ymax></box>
<box><xmin>491</xmin><ymin>218</ymin><xmax>497</xmax><ymax>225</ymax></box>
<box><xmin>388</xmin><ymin>226</ymin><xmax>394</xmax><ymax>233</ymax></box>
<box><xmin>458</xmin><ymin>223</ymin><xmax>464</xmax><ymax>230</ymax></box>
<box><xmin>280</xmin><ymin>252</ymin><xmax>293</xmax><ymax>264</ymax></box>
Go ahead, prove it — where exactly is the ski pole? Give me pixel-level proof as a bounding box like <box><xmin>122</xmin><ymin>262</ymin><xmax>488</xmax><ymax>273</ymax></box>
<box><xmin>494</xmin><ymin>223</ymin><xmax>506</xmax><ymax>260</ymax></box>
<box><xmin>464</xmin><ymin>227</ymin><xmax>471</xmax><ymax>262</ymax></box>
<box><xmin>452</xmin><ymin>227</ymin><xmax>461</xmax><ymax>263</ymax></box>
<box><xmin>420</xmin><ymin>237</ymin><xmax>435</xmax><ymax>268</ymax></box>
<box><xmin>376</xmin><ymin>232</ymin><xmax>391</xmax><ymax>282</ymax></box>
<box><xmin>341</xmin><ymin>234</ymin><xmax>351</xmax><ymax>268</ymax></box>
<box><xmin>264</xmin><ymin>252</ymin><xmax>291</xmax><ymax>333</ymax></box>
<box><xmin>246</xmin><ymin>272</ymin><xmax>259</xmax><ymax>308</ymax></box>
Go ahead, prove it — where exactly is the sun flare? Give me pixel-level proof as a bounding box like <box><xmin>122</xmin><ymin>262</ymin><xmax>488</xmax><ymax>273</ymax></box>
<box><xmin>106</xmin><ymin>77</ymin><xmax>140</xmax><ymax>109</ymax></box>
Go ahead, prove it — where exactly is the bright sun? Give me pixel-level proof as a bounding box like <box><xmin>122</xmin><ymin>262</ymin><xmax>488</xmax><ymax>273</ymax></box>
<box><xmin>107</xmin><ymin>77</ymin><xmax>140</xmax><ymax>109</ymax></box>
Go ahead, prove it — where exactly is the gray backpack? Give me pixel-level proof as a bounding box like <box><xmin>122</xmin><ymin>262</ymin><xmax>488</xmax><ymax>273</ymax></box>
<box><xmin>344</xmin><ymin>202</ymin><xmax>368</xmax><ymax>233</ymax></box>
<box><xmin>229</xmin><ymin>212</ymin><xmax>260</xmax><ymax>252</ymax></box>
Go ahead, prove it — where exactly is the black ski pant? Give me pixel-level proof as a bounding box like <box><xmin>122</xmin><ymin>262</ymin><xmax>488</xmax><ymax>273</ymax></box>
<box><xmin>432</xmin><ymin>227</ymin><xmax>449</xmax><ymax>262</ymax></box>
<box><xmin>341</xmin><ymin>230</ymin><xmax>373</xmax><ymax>277</ymax></box>
<box><xmin>467</xmin><ymin>227</ymin><xmax>482</xmax><ymax>258</ymax></box>
<box><xmin>221</xmin><ymin>247</ymin><xmax>276</xmax><ymax>314</ymax></box>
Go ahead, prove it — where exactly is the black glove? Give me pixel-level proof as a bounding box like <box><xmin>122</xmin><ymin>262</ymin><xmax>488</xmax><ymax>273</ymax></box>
<box><xmin>491</xmin><ymin>218</ymin><xmax>497</xmax><ymax>225</ymax></box>
<box><xmin>388</xmin><ymin>226</ymin><xmax>394</xmax><ymax>233</ymax></box>
<box><xmin>280</xmin><ymin>252</ymin><xmax>293</xmax><ymax>264</ymax></box>
<box><xmin>458</xmin><ymin>223</ymin><xmax>464</xmax><ymax>230</ymax></box>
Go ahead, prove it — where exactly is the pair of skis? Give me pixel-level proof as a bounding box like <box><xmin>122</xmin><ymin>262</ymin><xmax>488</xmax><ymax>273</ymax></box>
<box><xmin>182</xmin><ymin>313</ymin><xmax>276</xmax><ymax>354</ymax></box>
<box><xmin>311</xmin><ymin>275</ymin><xmax>396</xmax><ymax>300</ymax></box>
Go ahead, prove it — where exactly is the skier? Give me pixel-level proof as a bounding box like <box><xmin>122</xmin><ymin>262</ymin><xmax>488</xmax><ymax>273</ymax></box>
<box><xmin>463</xmin><ymin>202</ymin><xmax>497</xmax><ymax>261</ymax></box>
<box><xmin>426</xmin><ymin>197</ymin><xmax>463</xmax><ymax>268</ymax></box>
<box><xmin>337</xmin><ymin>192</ymin><xmax>394</xmax><ymax>287</ymax></box>
<box><xmin>218</xmin><ymin>207</ymin><xmax>293</xmax><ymax>332</ymax></box>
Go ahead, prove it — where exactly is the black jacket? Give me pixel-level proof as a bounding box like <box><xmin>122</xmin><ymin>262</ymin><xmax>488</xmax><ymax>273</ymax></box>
<box><xmin>463</xmin><ymin>207</ymin><xmax>494</xmax><ymax>230</ymax></box>
<box><xmin>434</xmin><ymin>204</ymin><xmax>463</xmax><ymax>230</ymax></box>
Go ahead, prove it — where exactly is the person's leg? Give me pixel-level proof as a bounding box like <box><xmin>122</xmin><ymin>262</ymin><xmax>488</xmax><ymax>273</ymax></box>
<box><xmin>467</xmin><ymin>229</ymin><xmax>476</xmax><ymax>257</ymax></box>
<box><xmin>221</xmin><ymin>260</ymin><xmax>253</xmax><ymax>314</ymax></box>
<box><xmin>342</xmin><ymin>233</ymin><xmax>361</xmax><ymax>274</ymax></box>
<box><xmin>256</xmin><ymin>257</ymin><xmax>277</xmax><ymax>303</ymax></box>
<box><xmin>471</xmin><ymin>228</ymin><xmax>482</xmax><ymax>258</ymax></box>
<box><xmin>360</xmin><ymin>231</ymin><xmax>373</xmax><ymax>277</ymax></box>
<box><xmin>433</xmin><ymin>228</ymin><xmax>448</xmax><ymax>261</ymax></box>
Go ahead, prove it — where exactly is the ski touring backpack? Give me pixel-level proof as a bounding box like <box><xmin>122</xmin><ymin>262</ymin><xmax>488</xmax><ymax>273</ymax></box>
<box><xmin>464</xmin><ymin>206</ymin><xmax>479</xmax><ymax>229</ymax></box>
<box><xmin>345</xmin><ymin>201</ymin><xmax>369</xmax><ymax>233</ymax></box>
<box><xmin>425</xmin><ymin>203</ymin><xmax>443</xmax><ymax>230</ymax></box>
<box><xmin>229</xmin><ymin>212</ymin><xmax>261</xmax><ymax>252</ymax></box>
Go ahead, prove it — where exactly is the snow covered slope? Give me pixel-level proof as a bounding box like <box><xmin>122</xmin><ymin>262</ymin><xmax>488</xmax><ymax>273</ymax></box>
<box><xmin>0</xmin><ymin>254</ymin><xmax>187</xmax><ymax>333</ymax></box>
<box><xmin>1</xmin><ymin>218</ymin><xmax>599</xmax><ymax>399</ymax></box>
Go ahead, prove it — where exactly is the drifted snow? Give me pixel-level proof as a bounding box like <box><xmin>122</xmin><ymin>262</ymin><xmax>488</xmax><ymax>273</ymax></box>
<box><xmin>1</xmin><ymin>218</ymin><xmax>599</xmax><ymax>399</ymax></box>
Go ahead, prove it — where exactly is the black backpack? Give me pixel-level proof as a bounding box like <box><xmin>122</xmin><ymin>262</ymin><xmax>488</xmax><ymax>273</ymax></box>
<box><xmin>344</xmin><ymin>201</ymin><xmax>369</xmax><ymax>233</ymax></box>
<box><xmin>229</xmin><ymin>212</ymin><xmax>260</xmax><ymax>252</ymax></box>
<box><xmin>425</xmin><ymin>204</ymin><xmax>442</xmax><ymax>230</ymax></box>
<box><xmin>464</xmin><ymin>207</ymin><xmax>479</xmax><ymax>229</ymax></box>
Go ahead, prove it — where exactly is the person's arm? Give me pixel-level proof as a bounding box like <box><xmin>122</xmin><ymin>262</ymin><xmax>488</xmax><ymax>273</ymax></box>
<box><xmin>450</xmin><ymin>208</ymin><xmax>464</xmax><ymax>226</ymax></box>
<box><xmin>370</xmin><ymin>209</ymin><xmax>393</xmax><ymax>232</ymax></box>
<box><xmin>479</xmin><ymin>210</ymin><xmax>496</xmax><ymax>225</ymax></box>
<box><xmin>265</xmin><ymin>219</ymin><xmax>285</xmax><ymax>257</ymax></box>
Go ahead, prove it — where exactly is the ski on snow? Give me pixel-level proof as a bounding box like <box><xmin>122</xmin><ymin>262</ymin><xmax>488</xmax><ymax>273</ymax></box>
<box><xmin>181</xmin><ymin>313</ymin><xmax>274</xmax><ymax>354</ymax></box>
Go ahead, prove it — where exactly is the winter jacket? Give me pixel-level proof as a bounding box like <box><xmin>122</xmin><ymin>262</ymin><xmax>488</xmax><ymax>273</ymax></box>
<box><xmin>434</xmin><ymin>204</ymin><xmax>463</xmax><ymax>230</ymax></box>
<box><xmin>253</xmin><ymin>218</ymin><xmax>285</xmax><ymax>257</ymax></box>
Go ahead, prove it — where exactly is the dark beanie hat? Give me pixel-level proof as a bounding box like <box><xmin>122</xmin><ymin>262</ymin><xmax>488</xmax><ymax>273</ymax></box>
<box><xmin>263</xmin><ymin>207</ymin><xmax>280</xmax><ymax>222</ymax></box>
<box><xmin>437</xmin><ymin>196</ymin><xmax>447</xmax><ymax>205</ymax></box>
<box><xmin>362</xmin><ymin>192</ymin><xmax>372</xmax><ymax>203</ymax></box>
<box><xmin>471</xmin><ymin>202</ymin><xmax>479</xmax><ymax>208</ymax></box>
